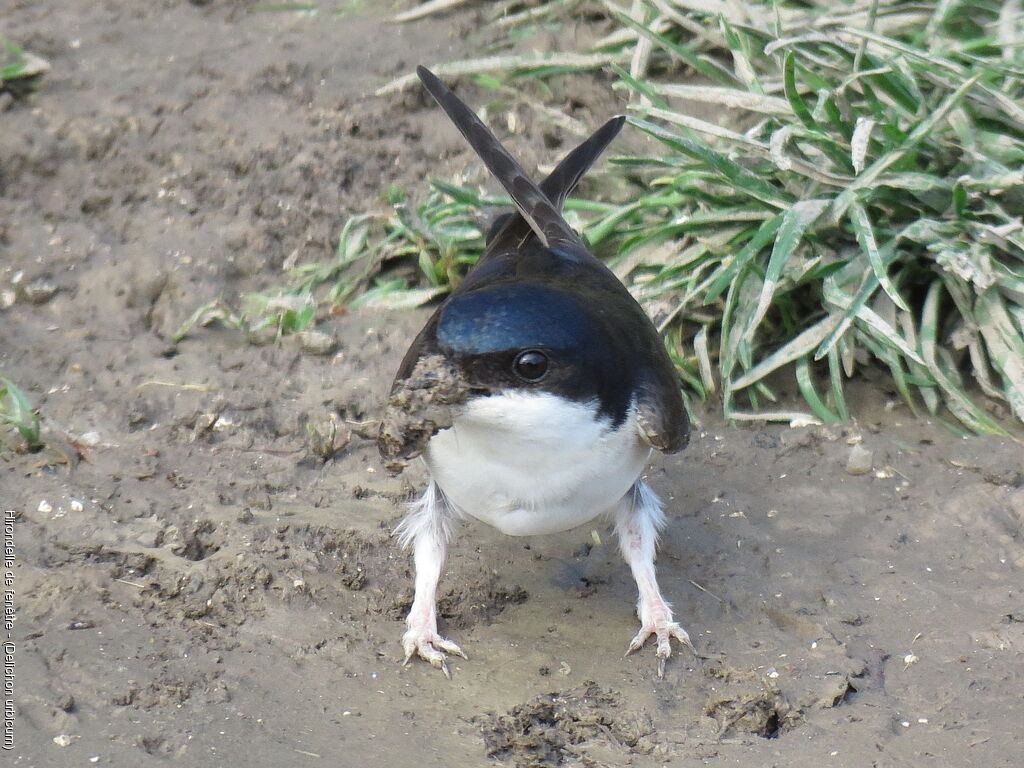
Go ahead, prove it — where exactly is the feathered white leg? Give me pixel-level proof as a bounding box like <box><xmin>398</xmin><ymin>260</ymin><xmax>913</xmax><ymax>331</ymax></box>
<box><xmin>614</xmin><ymin>479</ymin><xmax>693</xmax><ymax>678</ymax></box>
<box><xmin>394</xmin><ymin>480</ymin><xmax>466</xmax><ymax>678</ymax></box>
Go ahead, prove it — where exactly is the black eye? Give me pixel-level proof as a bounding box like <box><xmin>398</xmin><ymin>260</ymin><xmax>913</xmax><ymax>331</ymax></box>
<box><xmin>513</xmin><ymin>349</ymin><xmax>549</xmax><ymax>382</ymax></box>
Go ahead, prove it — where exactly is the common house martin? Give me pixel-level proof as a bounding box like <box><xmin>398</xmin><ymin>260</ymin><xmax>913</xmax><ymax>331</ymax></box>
<box><xmin>379</xmin><ymin>66</ymin><xmax>691</xmax><ymax>678</ymax></box>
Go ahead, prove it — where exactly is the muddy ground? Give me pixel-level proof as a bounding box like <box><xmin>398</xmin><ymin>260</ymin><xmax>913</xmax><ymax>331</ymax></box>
<box><xmin>2</xmin><ymin>2</ymin><xmax>1023</xmax><ymax>766</ymax></box>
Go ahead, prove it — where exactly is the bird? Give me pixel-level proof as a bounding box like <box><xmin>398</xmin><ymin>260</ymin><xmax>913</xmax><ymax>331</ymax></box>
<box><xmin>378</xmin><ymin>65</ymin><xmax>691</xmax><ymax>679</ymax></box>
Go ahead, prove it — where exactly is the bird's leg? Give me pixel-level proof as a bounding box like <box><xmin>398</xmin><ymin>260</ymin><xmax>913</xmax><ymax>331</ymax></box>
<box><xmin>614</xmin><ymin>479</ymin><xmax>693</xmax><ymax>678</ymax></box>
<box><xmin>394</xmin><ymin>480</ymin><xmax>466</xmax><ymax>677</ymax></box>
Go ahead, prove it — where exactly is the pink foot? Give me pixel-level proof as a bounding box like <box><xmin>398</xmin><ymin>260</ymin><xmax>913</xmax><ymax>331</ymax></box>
<box><xmin>626</xmin><ymin>601</ymin><xmax>694</xmax><ymax>678</ymax></box>
<box><xmin>402</xmin><ymin>624</ymin><xmax>467</xmax><ymax>679</ymax></box>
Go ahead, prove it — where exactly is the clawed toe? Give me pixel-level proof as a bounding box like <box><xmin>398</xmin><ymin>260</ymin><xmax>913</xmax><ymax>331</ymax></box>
<box><xmin>402</xmin><ymin>629</ymin><xmax>467</xmax><ymax>678</ymax></box>
<box><xmin>434</xmin><ymin>636</ymin><xmax>469</xmax><ymax>659</ymax></box>
<box><xmin>626</xmin><ymin>621</ymin><xmax>694</xmax><ymax>678</ymax></box>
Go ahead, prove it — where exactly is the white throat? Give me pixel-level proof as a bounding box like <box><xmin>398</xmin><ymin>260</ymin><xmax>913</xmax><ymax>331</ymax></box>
<box><xmin>424</xmin><ymin>391</ymin><xmax>649</xmax><ymax>536</ymax></box>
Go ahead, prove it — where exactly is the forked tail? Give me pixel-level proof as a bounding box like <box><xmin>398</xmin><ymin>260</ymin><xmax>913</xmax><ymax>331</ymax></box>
<box><xmin>416</xmin><ymin>65</ymin><xmax>623</xmax><ymax>258</ymax></box>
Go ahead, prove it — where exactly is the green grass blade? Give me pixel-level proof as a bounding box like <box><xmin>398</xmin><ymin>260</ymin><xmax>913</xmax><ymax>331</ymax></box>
<box><xmin>783</xmin><ymin>51</ymin><xmax>818</xmax><ymax>131</ymax></box>
<box><xmin>627</xmin><ymin>117</ymin><xmax>794</xmax><ymax>208</ymax></box>
<box><xmin>0</xmin><ymin>377</ymin><xmax>43</xmax><ymax>450</ymax></box>
<box><xmin>731</xmin><ymin>313</ymin><xmax>842</xmax><ymax>391</ymax></box>
<box><xmin>975</xmin><ymin>288</ymin><xmax>1024</xmax><ymax>422</ymax></box>
<box><xmin>795</xmin><ymin>357</ymin><xmax>841</xmax><ymax>423</ymax></box>
<box><xmin>920</xmin><ymin>280</ymin><xmax>1008</xmax><ymax>434</ymax></box>
<box><xmin>746</xmin><ymin>199</ymin><xmax>828</xmax><ymax>342</ymax></box>
<box><xmin>827</xmin><ymin>346</ymin><xmax>849</xmax><ymax>421</ymax></box>
<box><xmin>848</xmin><ymin>202</ymin><xmax>909</xmax><ymax>311</ymax></box>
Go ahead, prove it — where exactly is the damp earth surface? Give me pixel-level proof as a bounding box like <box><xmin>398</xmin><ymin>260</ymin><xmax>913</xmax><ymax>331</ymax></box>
<box><xmin>2</xmin><ymin>2</ymin><xmax>1022</xmax><ymax>766</ymax></box>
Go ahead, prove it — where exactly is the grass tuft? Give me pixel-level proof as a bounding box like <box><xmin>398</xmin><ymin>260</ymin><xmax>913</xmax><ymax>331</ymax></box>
<box><xmin>0</xmin><ymin>377</ymin><xmax>43</xmax><ymax>451</ymax></box>
<box><xmin>0</xmin><ymin>37</ymin><xmax>49</xmax><ymax>92</ymax></box>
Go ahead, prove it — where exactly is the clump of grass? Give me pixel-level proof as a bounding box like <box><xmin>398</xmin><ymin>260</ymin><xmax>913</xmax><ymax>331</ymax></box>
<box><xmin>171</xmin><ymin>292</ymin><xmax>320</xmax><ymax>345</ymax></box>
<box><xmin>0</xmin><ymin>377</ymin><xmax>43</xmax><ymax>451</ymax></box>
<box><xmin>0</xmin><ymin>38</ymin><xmax>49</xmax><ymax>93</ymax></box>
<box><xmin>606</xmin><ymin>0</ymin><xmax>1024</xmax><ymax>433</ymax></box>
<box><xmin>319</xmin><ymin>0</ymin><xmax>1024</xmax><ymax>433</ymax></box>
<box><xmin>294</xmin><ymin>185</ymin><xmax>623</xmax><ymax>308</ymax></box>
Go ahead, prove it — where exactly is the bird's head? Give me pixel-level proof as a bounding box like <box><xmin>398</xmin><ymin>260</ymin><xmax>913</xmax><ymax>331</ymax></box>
<box><xmin>435</xmin><ymin>280</ymin><xmax>631</xmax><ymax>419</ymax></box>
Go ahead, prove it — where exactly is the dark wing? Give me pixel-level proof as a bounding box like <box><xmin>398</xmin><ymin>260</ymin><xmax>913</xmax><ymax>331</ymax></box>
<box><xmin>416</xmin><ymin>65</ymin><xmax>589</xmax><ymax>257</ymax></box>
<box><xmin>635</xmin><ymin>346</ymin><xmax>690</xmax><ymax>454</ymax></box>
<box><xmin>488</xmin><ymin>115</ymin><xmax>625</xmax><ymax>251</ymax></box>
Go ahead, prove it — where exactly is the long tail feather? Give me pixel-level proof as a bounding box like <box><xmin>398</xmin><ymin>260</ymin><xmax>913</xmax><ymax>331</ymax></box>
<box><xmin>417</xmin><ymin>65</ymin><xmax>599</xmax><ymax>255</ymax></box>
<box><xmin>490</xmin><ymin>114</ymin><xmax>625</xmax><ymax>250</ymax></box>
<box><xmin>544</xmin><ymin>115</ymin><xmax>625</xmax><ymax>209</ymax></box>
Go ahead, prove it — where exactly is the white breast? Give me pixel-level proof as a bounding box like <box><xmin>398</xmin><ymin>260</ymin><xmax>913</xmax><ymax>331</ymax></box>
<box><xmin>424</xmin><ymin>391</ymin><xmax>649</xmax><ymax>536</ymax></box>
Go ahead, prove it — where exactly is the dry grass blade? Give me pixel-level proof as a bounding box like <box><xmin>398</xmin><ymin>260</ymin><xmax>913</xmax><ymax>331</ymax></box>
<box><xmin>632</xmin><ymin>105</ymin><xmax>765</xmax><ymax>148</ymax></box>
<box><xmin>391</xmin><ymin>0</ymin><xmax>472</xmax><ymax>23</ymax></box>
<box><xmin>652</xmin><ymin>83</ymin><xmax>792</xmax><ymax>114</ymax></box>
<box><xmin>375</xmin><ymin>52</ymin><xmax>629</xmax><ymax>95</ymax></box>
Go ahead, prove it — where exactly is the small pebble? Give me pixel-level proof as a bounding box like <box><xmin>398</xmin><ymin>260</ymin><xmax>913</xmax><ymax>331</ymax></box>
<box><xmin>298</xmin><ymin>329</ymin><xmax>337</xmax><ymax>356</ymax></box>
<box><xmin>53</xmin><ymin>734</ymin><xmax>71</xmax><ymax>747</ymax></box>
<box><xmin>135</xmin><ymin>530</ymin><xmax>161</xmax><ymax>548</ymax></box>
<box><xmin>71</xmin><ymin>499</ymin><xmax>84</xmax><ymax>513</ymax></box>
<box><xmin>80</xmin><ymin>431</ymin><xmax>102</xmax><ymax>447</ymax></box>
<box><xmin>38</xmin><ymin>500</ymin><xmax>53</xmax><ymax>513</ymax></box>
<box><xmin>846</xmin><ymin>444</ymin><xmax>873</xmax><ymax>475</ymax></box>
<box><xmin>22</xmin><ymin>277</ymin><xmax>59</xmax><ymax>305</ymax></box>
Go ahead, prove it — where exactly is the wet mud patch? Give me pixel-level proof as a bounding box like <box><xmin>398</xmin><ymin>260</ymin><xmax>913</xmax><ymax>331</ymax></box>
<box><xmin>109</xmin><ymin>664</ymin><xmax>231</xmax><ymax>711</ymax></box>
<box><xmin>703</xmin><ymin>664</ymin><xmax>797</xmax><ymax>739</ymax></box>
<box><xmin>438</xmin><ymin>577</ymin><xmax>529</xmax><ymax>630</ymax></box>
<box><xmin>692</xmin><ymin>604</ymin><xmax>870</xmax><ymax>744</ymax></box>
<box><xmin>386</xmin><ymin>568</ymin><xmax>529</xmax><ymax>630</ymax></box>
<box><xmin>134</xmin><ymin>557</ymin><xmax>274</xmax><ymax>627</ymax></box>
<box><xmin>246</xmin><ymin>522</ymin><xmax>391</xmax><ymax>571</ymax></box>
<box><xmin>248</xmin><ymin>521</ymin><xmax>401</xmax><ymax>611</ymax></box>
<box><xmin>479</xmin><ymin>682</ymin><xmax>658</xmax><ymax>767</ymax></box>
<box><xmin>5</xmin><ymin>1</ymin><xmax>1024</xmax><ymax>765</ymax></box>
<box><xmin>169</xmin><ymin>519</ymin><xmax>220</xmax><ymax>561</ymax></box>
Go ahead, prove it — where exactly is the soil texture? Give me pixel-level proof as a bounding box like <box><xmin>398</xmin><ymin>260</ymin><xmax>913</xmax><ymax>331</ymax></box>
<box><xmin>2</xmin><ymin>2</ymin><xmax>1022</xmax><ymax>767</ymax></box>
